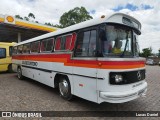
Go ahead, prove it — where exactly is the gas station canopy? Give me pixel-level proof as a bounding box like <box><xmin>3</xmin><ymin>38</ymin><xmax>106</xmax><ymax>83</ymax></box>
<box><xmin>0</xmin><ymin>14</ymin><xmax>59</xmax><ymax>43</ymax></box>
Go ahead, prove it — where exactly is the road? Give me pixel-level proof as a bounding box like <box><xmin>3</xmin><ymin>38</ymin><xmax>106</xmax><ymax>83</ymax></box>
<box><xmin>0</xmin><ymin>65</ymin><xmax>160</xmax><ymax>119</ymax></box>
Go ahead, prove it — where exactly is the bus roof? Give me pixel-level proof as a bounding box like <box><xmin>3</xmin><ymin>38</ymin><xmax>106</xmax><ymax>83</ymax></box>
<box><xmin>15</xmin><ymin>13</ymin><xmax>141</xmax><ymax>46</ymax></box>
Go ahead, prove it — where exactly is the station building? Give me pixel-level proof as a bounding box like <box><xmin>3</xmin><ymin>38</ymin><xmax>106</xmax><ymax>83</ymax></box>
<box><xmin>0</xmin><ymin>14</ymin><xmax>59</xmax><ymax>43</ymax></box>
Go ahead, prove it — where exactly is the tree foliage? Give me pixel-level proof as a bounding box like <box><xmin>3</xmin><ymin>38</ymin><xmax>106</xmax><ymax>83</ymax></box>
<box><xmin>59</xmin><ymin>7</ymin><xmax>93</xmax><ymax>28</ymax></box>
<box><xmin>28</xmin><ymin>13</ymin><xmax>35</xmax><ymax>19</ymax></box>
<box><xmin>140</xmin><ymin>47</ymin><xmax>152</xmax><ymax>58</ymax></box>
<box><xmin>14</xmin><ymin>7</ymin><xmax>93</xmax><ymax>29</ymax></box>
<box><xmin>15</xmin><ymin>15</ymin><xmax>23</xmax><ymax>20</ymax></box>
<box><xmin>15</xmin><ymin>13</ymin><xmax>36</xmax><ymax>22</ymax></box>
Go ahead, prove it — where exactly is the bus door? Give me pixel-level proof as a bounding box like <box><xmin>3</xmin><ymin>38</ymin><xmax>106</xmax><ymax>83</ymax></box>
<box><xmin>72</xmin><ymin>29</ymin><xmax>98</xmax><ymax>102</ymax></box>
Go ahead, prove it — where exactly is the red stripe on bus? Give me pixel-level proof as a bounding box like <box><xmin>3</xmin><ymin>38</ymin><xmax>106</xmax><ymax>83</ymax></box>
<box><xmin>12</xmin><ymin>54</ymin><xmax>145</xmax><ymax>69</ymax></box>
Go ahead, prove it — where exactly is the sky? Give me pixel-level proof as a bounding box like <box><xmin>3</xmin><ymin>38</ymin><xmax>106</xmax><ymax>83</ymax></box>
<box><xmin>0</xmin><ymin>0</ymin><xmax>160</xmax><ymax>53</ymax></box>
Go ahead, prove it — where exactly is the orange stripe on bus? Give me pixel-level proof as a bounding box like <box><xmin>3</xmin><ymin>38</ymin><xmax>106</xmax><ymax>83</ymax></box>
<box><xmin>12</xmin><ymin>54</ymin><xmax>145</xmax><ymax>69</ymax></box>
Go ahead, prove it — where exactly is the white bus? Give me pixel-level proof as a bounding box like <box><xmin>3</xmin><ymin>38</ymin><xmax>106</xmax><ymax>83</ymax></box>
<box><xmin>12</xmin><ymin>13</ymin><xmax>147</xmax><ymax>103</ymax></box>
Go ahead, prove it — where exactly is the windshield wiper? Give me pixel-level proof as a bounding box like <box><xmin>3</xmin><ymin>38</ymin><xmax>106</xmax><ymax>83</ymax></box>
<box><xmin>120</xmin><ymin>33</ymin><xmax>129</xmax><ymax>57</ymax></box>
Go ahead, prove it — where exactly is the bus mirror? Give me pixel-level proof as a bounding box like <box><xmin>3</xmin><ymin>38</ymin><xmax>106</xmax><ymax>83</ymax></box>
<box><xmin>0</xmin><ymin>48</ymin><xmax>6</xmax><ymax>59</ymax></box>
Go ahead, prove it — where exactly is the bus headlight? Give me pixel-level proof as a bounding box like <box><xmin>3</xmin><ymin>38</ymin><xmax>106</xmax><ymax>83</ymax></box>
<box><xmin>114</xmin><ymin>74</ymin><xmax>123</xmax><ymax>83</ymax></box>
<box><xmin>110</xmin><ymin>74</ymin><xmax>124</xmax><ymax>84</ymax></box>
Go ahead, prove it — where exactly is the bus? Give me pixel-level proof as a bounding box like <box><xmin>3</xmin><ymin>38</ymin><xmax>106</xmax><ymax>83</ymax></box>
<box><xmin>0</xmin><ymin>42</ymin><xmax>16</xmax><ymax>72</ymax></box>
<box><xmin>12</xmin><ymin>13</ymin><xmax>147</xmax><ymax>103</ymax></box>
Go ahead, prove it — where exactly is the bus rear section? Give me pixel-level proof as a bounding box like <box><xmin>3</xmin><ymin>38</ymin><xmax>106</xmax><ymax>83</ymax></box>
<box><xmin>0</xmin><ymin>42</ymin><xmax>16</xmax><ymax>72</ymax></box>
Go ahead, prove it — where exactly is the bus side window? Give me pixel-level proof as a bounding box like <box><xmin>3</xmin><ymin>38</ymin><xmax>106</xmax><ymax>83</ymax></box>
<box><xmin>88</xmin><ymin>30</ymin><xmax>97</xmax><ymax>56</ymax></box>
<box><xmin>12</xmin><ymin>47</ymin><xmax>17</xmax><ymax>55</ymax></box>
<box><xmin>65</xmin><ymin>35</ymin><xmax>72</xmax><ymax>50</ymax></box>
<box><xmin>41</xmin><ymin>38</ymin><xmax>54</xmax><ymax>52</ymax></box>
<box><xmin>23</xmin><ymin>43</ymin><xmax>30</xmax><ymax>54</ymax></box>
<box><xmin>75</xmin><ymin>31</ymin><xmax>90</xmax><ymax>57</ymax></box>
<box><xmin>75</xmin><ymin>30</ymin><xmax>97</xmax><ymax>57</ymax></box>
<box><xmin>31</xmin><ymin>41</ymin><xmax>40</xmax><ymax>53</ymax></box>
<box><xmin>70</xmin><ymin>33</ymin><xmax>76</xmax><ymax>50</ymax></box>
<box><xmin>17</xmin><ymin>45</ymin><xmax>23</xmax><ymax>54</ymax></box>
<box><xmin>55</xmin><ymin>37</ymin><xmax>61</xmax><ymax>50</ymax></box>
<box><xmin>55</xmin><ymin>34</ymin><xmax>73</xmax><ymax>51</ymax></box>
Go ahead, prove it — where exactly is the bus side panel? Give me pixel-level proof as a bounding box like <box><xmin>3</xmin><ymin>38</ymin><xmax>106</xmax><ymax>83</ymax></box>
<box><xmin>72</xmin><ymin>66</ymin><xmax>98</xmax><ymax>103</ymax></box>
<box><xmin>22</xmin><ymin>66</ymin><xmax>55</xmax><ymax>88</ymax></box>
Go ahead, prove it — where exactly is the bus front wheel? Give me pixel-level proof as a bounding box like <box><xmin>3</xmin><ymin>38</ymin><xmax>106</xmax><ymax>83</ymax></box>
<box><xmin>59</xmin><ymin>76</ymin><xmax>72</xmax><ymax>100</ymax></box>
<box><xmin>17</xmin><ymin>67</ymin><xmax>24</xmax><ymax>80</ymax></box>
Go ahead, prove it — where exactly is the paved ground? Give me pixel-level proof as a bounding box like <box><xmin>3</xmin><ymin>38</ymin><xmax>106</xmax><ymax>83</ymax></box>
<box><xmin>0</xmin><ymin>65</ymin><xmax>160</xmax><ymax>119</ymax></box>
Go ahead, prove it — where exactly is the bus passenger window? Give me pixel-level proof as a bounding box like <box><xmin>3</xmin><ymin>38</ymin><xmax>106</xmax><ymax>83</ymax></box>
<box><xmin>17</xmin><ymin>45</ymin><xmax>23</xmax><ymax>54</ymax></box>
<box><xmin>70</xmin><ymin>33</ymin><xmax>76</xmax><ymax>50</ymax></box>
<box><xmin>13</xmin><ymin>47</ymin><xmax>17</xmax><ymax>55</ymax></box>
<box><xmin>41</xmin><ymin>39</ymin><xmax>54</xmax><ymax>52</ymax></box>
<box><xmin>23</xmin><ymin>43</ymin><xmax>30</xmax><ymax>54</ymax></box>
<box><xmin>55</xmin><ymin>37</ymin><xmax>61</xmax><ymax>50</ymax></box>
<box><xmin>75</xmin><ymin>31</ymin><xmax>90</xmax><ymax>57</ymax></box>
<box><xmin>75</xmin><ymin>30</ymin><xmax>97</xmax><ymax>57</ymax></box>
<box><xmin>89</xmin><ymin>30</ymin><xmax>97</xmax><ymax>56</ymax></box>
<box><xmin>55</xmin><ymin>35</ymin><xmax>72</xmax><ymax>51</ymax></box>
<box><xmin>65</xmin><ymin>35</ymin><xmax>72</xmax><ymax>50</ymax></box>
<box><xmin>31</xmin><ymin>41</ymin><xmax>40</xmax><ymax>53</ymax></box>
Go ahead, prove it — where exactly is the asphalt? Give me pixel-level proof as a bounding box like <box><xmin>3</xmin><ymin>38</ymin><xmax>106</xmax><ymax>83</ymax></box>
<box><xmin>0</xmin><ymin>65</ymin><xmax>160</xmax><ymax>120</ymax></box>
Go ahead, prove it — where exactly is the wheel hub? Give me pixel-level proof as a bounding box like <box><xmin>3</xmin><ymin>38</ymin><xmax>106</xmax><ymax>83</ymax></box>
<box><xmin>59</xmin><ymin>79</ymin><xmax>69</xmax><ymax>96</ymax></box>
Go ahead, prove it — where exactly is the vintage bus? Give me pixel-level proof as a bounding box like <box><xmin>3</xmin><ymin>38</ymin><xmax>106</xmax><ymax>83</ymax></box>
<box><xmin>0</xmin><ymin>42</ymin><xmax>16</xmax><ymax>72</ymax></box>
<box><xmin>12</xmin><ymin>13</ymin><xmax>147</xmax><ymax>103</ymax></box>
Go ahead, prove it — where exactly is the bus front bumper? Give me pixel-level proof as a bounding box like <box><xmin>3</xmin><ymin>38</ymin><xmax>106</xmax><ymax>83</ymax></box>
<box><xmin>99</xmin><ymin>82</ymin><xmax>147</xmax><ymax>103</ymax></box>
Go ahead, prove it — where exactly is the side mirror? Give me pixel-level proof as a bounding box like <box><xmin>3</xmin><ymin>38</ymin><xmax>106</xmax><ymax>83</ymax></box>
<box><xmin>0</xmin><ymin>48</ymin><xmax>6</xmax><ymax>59</ymax></box>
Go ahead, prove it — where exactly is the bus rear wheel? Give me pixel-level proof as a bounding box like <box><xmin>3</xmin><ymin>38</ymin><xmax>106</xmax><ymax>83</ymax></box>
<box><xmin>17</xmin><ymin>67</ymin><xmax>24</xmax><ymax>80</ymax></box>
<box><xmin>59</xmin><ymin>76</ymin><xmax>72</xmax><ymax>100</ymax></box>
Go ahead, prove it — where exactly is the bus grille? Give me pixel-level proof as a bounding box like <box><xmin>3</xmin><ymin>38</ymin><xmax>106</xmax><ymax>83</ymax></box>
<box><xmin>109</xmin><ymin>69</ymin><xmax>146</xmax><ymax>85</ymax></box>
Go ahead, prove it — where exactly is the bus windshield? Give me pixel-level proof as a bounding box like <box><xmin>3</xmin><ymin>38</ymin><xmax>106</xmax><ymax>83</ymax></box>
<box><xmin>99</xmin><ymin>24</ymin><xmax>139</xmax><ymax>58</ymax></box>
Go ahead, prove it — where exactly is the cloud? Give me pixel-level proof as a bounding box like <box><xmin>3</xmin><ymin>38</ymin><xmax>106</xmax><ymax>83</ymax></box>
<box><xmin>90</xmin><ymin>10</ymin><xmax>96</xmax><ymax>14</ymax></box>
<box><xmin>0</xmin><ymin>0</ymin><xmax>159</xmax><ymax>53</ymax></box>
<box><xmin>113</xmin><ymin>4</ymin><xmax>138</xmax><ymax>11</ymax></box>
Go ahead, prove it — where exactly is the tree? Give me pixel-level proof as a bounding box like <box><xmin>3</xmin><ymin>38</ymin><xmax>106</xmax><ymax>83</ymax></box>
<box><xmin>15</xmin><ymin>15</ymin><xmax>23</xmax><ymax>20</ymax></box>
<box><xmin>158</xmin><ymin>49</ymin><xmax>160</xmax><ymax>58</ymax></box>
<box><xmin>15</xmin><ymin>13</ymin><xmax>38</xmax><ymax>23</ymax></box>
<box><xmin>59</xmin><ymin>6</ymin><xmax>93</xmax><ymax>28</ymax></box>
<box><xmin>28</xmin><ymin>13</ymin><xmax>35</xmax><ymax>19</ymax></box>
<box><xmin>140</xmin><ymin>47</ymin><xmax>152</xmax><ymax>58</ymax></box>
<box><xmin>24</xmin><ymin>16</ymin><xmax>29</xmax><ymax>21</ymax></box>
<box><xmin>45</xmin><ymin>22</ymin><xmax>52</xmax><ymax>26</ymax></box>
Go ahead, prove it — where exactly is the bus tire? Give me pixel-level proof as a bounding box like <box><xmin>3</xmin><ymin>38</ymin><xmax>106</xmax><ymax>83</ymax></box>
<box><xmin>59</xmin><ymin>76</ymin><xmax>72</xmax><ymax>100</ymax></box>
<box><xmin>17</xmin><ymin>67</ymin><xmax>24</xmax><ymax>80</ymax></box>
<box><xmin>8</xmin><ymin>64</ymin><xmax>13</xmax><ymax>73</ymax></box>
